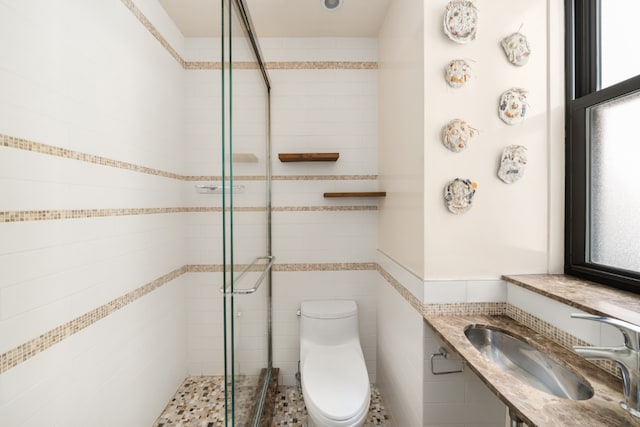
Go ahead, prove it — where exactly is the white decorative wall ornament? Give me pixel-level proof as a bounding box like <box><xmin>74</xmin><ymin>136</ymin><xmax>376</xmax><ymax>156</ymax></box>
<box><xmin>445</xmin><ymin>59</ymin><xmax>473</xmax><ymax>88</ymax></box>
<box><xmin>498</xmin><ymin>145</ymin><xmax>528</xmax><ymax>184</ymax></box>
<box><xmin>442</xmin><ymin>119</ymin><xmax>478</xmax><ymax>153</ymax></box>
<box><xmin>498</xmin><ymin>88</ymin><xmax>529</xmax><ymax>125</ymax></box>
<box><xmin>443</xmin><ymin>1</ymin><xmax>478</xmax><ymax>44</ymax></box>
<box><xmin>444</xmin><ymin>178</ymin><xmax>477</xmax><ymax>214</ymax></box>
<box><xmin>501</xmin><ymin>32</ymin><xmax>531</xmax><ymax>66</ymax></box>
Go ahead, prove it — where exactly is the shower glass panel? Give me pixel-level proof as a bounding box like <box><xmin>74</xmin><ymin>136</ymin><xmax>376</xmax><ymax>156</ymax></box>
<box><xmin>222</xmin><ymin>0</ymin><xmax>272</xmax><ymax>425</ymax></box>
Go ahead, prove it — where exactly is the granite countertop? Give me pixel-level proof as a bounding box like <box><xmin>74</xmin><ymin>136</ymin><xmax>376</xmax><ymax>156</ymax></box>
<box><xmin>425</xmin><ymin>314</ymin><xmax>640</xmax><ymax>427</ymax></box>
<box><xmin>503</xmin><ymin>274</ymin><xmax>640</xmax><ymax>326</ymax></box>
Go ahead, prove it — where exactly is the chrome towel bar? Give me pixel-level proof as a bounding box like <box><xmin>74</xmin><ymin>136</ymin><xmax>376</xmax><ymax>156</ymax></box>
<box><xmin>220</xmin><ymin>255</ymin><xmax>275</xmax><ymax>295</ymax></box>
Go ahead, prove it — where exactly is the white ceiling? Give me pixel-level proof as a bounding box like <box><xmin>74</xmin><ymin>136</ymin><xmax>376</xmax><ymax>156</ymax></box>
<box><xmin>158</xmin><ymin>0</ymin><xmax>391</xmax><ymax>38</ymax></box>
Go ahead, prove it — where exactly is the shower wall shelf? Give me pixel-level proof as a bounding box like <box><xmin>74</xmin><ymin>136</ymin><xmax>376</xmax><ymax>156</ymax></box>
<box><xmin>278</xmin><ymin>153</ymin><xmax>339</xmax><ymax>162</ymax></box>
<box><xmin>232</xmin><ymin>153</ymin><xmax>259</xmax><ymax>163</ymax></box>
<box><xmin>323</xmin><ymin>192</ymin><xmax>386</xmax><ymax>198</ymax></box>
<box><xmin>194</xmin><ymin>184</ymin><xmax>245</xmax><ymax>194</ymax></box>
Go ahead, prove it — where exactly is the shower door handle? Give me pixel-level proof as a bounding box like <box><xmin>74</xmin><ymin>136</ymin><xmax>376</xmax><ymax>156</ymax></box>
<box><xmin>220</xmin><ymin>255</ymin><xmax>275</xmax><ymax>295</ymax></box>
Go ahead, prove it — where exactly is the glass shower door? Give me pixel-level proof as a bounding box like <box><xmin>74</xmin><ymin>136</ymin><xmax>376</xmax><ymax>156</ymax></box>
<box><xmin>221</xmin><ymin>0</ymin><xmax>272</xmax><ymax>425</ymax></box>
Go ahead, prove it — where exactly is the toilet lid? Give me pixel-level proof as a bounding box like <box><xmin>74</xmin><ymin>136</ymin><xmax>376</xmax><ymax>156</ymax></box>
<box><xmin>301</xmin><ymin>346</ymin><xmax>370</xmax><ymax>421</ymax></box>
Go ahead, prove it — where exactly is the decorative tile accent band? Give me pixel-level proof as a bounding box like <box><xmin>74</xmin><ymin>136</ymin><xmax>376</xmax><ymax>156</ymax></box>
<box><xmin>0</xmin><ymin>266</ymin><xmax>187</xmax><ymax>375</ymax></box>
<box><xmin>0</xmin><ymin>262</ymin><xmax>377</xmax><ymax>374</ymax></box>
<box><xmin>265</xmin><ymin>61</ymin><xmax>377</xmax><ymax>70</ymax></box>
<box><xmin>120</xmin><ymin>0</ymin><xmax>185</xmax><ymax>67</ymax></box>
<box><xmin>0</xmin><ymin>208</ymin><xmax>192</xmax><ymax>223</ymax></box>
<box><xmin>272</xmin><ymin>175</ymin><xmax>378</xmax><ymax>181</ymax></box>
<box><xmin>1</xmin><ymin>134</ymin><xmax>183</xmax><ymax>180</ymax></box>
<box><xmin>423</xmin><ymin>302</ymin><xmax>506</xmax><ymax>316</ymax></box>
<box><xmin>2</xmin><ymin>133</ymin><xmax>378</xmax><ymax>184</ymax></box>
<box><xmin>376</xmin><ymin>265</ymin><xmax>423</xmax><ymax>314</ymax></box>
<box><xmin>274</xmin><ymin>263</ymin><xmax>377</xmax><ymax>272</ymax></box>
<box><xmin>273</xmin><ymin>206</ymin><xmax>378</xmax><ymax>212</ymax></box>
<box><xmin>0</xmin><ymin>206</ymin><xmax>378</xmax><ymax>223</ymax></box>
<box><xmin>183</xmin><ymin>61</ymin><xmax>378</xmax><ymax>70</ymax></box>
<box><xmin>119</xmin><ymin>0</ymin><xmax>377</xmax><ymax>71</ymax></box>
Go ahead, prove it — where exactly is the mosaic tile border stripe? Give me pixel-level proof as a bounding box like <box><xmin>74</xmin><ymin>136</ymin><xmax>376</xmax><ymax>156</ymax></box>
<box><xmin>120</xmin><ymin>0</ymin><xmax>185</xmax><ymax>66</ymax></box>
<box><xmin>1</xmin><ymin>134</ymin><xmax>183</xmax><ymax>180</ymax></box>
<box><xmin>274</xmin><ymin>262</ymin><xmax>377</xmax><ymax>272</ymax></box>
<box><xmin>376</xmin><ymin>265</ymin><xmax>423</xmax><ymax>314</ymax></box>
<box><xmin>423</xmin><ymin>302</ymin><xmax>507</xmax><ymax>316</ymax></box>
<box><xmin>185</xmin><ymin>263</ymin><xmax>376</xmax><ymax>273</ymax></box>
<box><xmin>266</xmin><ymin>61</ymin><xmax>378</xmax><ymax>70</ymax></box>
<box><xmin>0</xmin><ymin>207</ymin><xmax>197</xmax><ymax>223</ymax></box>
<box><xmin>120</xmin><ymin>0</ymin><xmax>377</xmax><ymax>71</ymax></box>
<box><xmin>2</xmin><ymin>133</ymin><xmax>378</xmax><ymax>184</ymax></box>
<box><xmin>0</xmin><ymin>266</ymin><xmax>186</xmax><ymax>375</ymax></box>
<box><xmin>0</xmin><ymin>206</ymin><xmax>378</xmax><ymax>223</ymax></box>
<box><xmin>183</xmin><ymin>61</ymin><xmax>378</xmax><ymax>70</ymax></box>
<box><xmin>0</xmin><ymin>262</ymin><xmax>378</xmax><ymax>374</ymax></box>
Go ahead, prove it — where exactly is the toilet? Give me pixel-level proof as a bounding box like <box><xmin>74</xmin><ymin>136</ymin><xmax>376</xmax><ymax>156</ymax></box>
<box><xmin>299</xmin><ymin>300</ymin><xmax>370</xmax><ymax>427</ymax></box>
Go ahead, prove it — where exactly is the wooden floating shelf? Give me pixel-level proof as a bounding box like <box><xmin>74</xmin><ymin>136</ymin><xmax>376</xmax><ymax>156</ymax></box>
<box><xmin>323</xmin><ymin>192</ymin><xmax>387</xmax><ymax>198</ymax></box>
<box><xmin>278</xmin><ymin>153</ymin><xmax>339</xmax><ymax>162</ymax></box>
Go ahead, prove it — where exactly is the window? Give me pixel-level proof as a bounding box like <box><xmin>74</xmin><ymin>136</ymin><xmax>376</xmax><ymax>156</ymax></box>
<box><xmin>566</xmin><ymin>0</ymin><xmax>640</xmax><ymax>293</ymax></box>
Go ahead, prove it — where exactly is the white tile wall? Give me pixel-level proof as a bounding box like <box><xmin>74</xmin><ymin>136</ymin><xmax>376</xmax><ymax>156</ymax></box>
<box><xmin>0</xmin><ymin>0</ymin><xmax>184</xmax><ymax>173</ymax></box>
<box><xmin>0</xmin><ymin>276</ymin><xmax>187</xmax><ymax>427</ymax></box>
<box><xmin>272</xmin><ymin>211</ymin><xmax>378</xmax><ymax>264</ymax></box>
<box><xmin>260</xmin><ymin>38</ymin><xmax>378</xmax><ymax>62</ymax></box>
<box><xmin>0</xmin><ymin>1</ymin><xmax>187</xmax><ymax>426</ymax></box>
<box><xmin>424</xmin><ymin>280</ymin><xmax>508</xmax><ymax>304</ymax></box>
<box><xmin>424</xmin><ymin>326</ymin><xmax>506</xmax><ymax>427</ymax></box>
<box><xmin>506</xmin><ymin>283</ymin><xmax>624</xmax><ymax>347</ymax></box>
<box><xmin>377</xmin><ymin>274</ymin><xmax>423</xmax><ymax>427</ymax></box>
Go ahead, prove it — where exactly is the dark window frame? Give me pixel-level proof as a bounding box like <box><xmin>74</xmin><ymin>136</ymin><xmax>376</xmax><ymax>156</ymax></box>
<box><xmin>565</xmin><ymin>0</ymin><xmax>640</xmax><ymax>293</ymax></box>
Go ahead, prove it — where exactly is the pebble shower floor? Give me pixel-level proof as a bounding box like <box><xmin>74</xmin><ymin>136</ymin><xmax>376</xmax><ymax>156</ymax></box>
<box><xmin>154</xmin><ymin>376</ymin><xmax>392</xmax><ymax>426</ymax></box>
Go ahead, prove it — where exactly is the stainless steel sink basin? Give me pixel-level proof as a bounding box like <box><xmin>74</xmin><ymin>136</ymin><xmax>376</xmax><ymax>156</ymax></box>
<box><xmin>464</xmin><ymin>325</ymin><xmax>594</xmax><ymax>400</ymax></box>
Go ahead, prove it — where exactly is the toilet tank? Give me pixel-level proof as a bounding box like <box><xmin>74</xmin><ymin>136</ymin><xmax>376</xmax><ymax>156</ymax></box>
<box><xmin>300</xmin><ymin>300</ymin><xmax>360</xmax><ymax>347</ymax></box>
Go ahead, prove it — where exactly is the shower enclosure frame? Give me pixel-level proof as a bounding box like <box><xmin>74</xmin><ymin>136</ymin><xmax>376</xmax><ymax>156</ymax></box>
<box><xmin>221</xmin><ymin>0</ymin><xmax>273</xmax><ymax>425</ymax></box>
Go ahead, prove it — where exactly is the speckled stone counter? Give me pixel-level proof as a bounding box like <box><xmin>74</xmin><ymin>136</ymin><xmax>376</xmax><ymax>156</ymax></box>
<box><xmin>425</xmin><ymin>315</ymin><xmax>640</xmax><ymax>427</ymax></box>
<box><xmin>503</xmin><ymin>274</ymin><xmax>640</xmax><ymax>326</ymax></box>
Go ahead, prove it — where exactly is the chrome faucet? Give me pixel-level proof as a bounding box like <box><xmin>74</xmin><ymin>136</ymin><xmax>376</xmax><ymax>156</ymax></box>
<box><xmin>571</xmin><ymin>313</ymin><xmax>640</xmax><ymax>419</ymax></box>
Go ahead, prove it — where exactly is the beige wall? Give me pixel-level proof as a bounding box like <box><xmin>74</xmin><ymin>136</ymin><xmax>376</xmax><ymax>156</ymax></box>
<box><xmin>422</xmin><ymin>0</ymin><xmax>565</xmax><ymax>279</ymax></box>
<box><xmin>377</xmin><ymin>0</ymin><xmax>425</xmax><ymax>278</ymax></box>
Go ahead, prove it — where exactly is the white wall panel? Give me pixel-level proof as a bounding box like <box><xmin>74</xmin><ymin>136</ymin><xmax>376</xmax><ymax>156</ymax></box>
<box><xmin>377</xmin><ymin>275</ymin><xmax>423</xmax><ymax>427</ymax></box>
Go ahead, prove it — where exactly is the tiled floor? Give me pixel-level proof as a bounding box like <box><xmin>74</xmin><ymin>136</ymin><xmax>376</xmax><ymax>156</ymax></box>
<box><xmin>154</xmin><ymin>376</ymin><xmax>391</xmax><ymax>427</ymax></box>
<box><xmin>271</xmin><ymin>385</ymin><xmax>391</xmax><ymax>427</ymax></box>
<box><xmin>153</xmin><ymin>376</ymin><xmax>259</xmax><ymax>427</ymax></box>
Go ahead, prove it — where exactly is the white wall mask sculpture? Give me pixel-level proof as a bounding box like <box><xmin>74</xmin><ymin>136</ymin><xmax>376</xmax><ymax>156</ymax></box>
<box><xmin>501</xmin><ymin>32</ymin><xmax>531</xmax><ymax>66</ymax></box>
<box><xmin>443</xmin><ymin>1</ymin><xmax>478</xmax><ymax>43</ymax></box>
<box><xmin>498</xmin><ymin>145</ymin><xmax>528</xmax><ymax>184</ymax></box>
<box><xmin>445</xmin><ymin>59</ymin><xmax>473</xmax><ymax>88</ymax></box>
<box><xmin>444</xmin><ymin>178</ymin><xmax>477</xmax><ymax>214</ymax></box>
<box><xmin>442</xmin><ymin>119</ymin><xmax>478</xmax><ymax>152</ymax></box>
<box><xmin>498</xmin><ymin>88</ymin><xmax>529</xmax><ymax>125</ymax></box>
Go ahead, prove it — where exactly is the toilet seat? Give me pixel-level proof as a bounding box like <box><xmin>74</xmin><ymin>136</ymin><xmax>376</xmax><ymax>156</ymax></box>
<box><xmin>301</xmin><ymin>345</ymin><xmax>370</xmax><ymax>426</ymax></box>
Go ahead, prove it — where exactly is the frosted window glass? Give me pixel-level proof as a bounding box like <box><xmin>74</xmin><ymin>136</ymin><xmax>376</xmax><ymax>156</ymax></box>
<box><xmin>588</xmin><ymin>90</ymin><xmax>640</xmax><ymax>272</ymax></box>
<box><xmin>601</xmin><ymin>1</ymin><xmax>640</xmax><ymax>89</ymax></box>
